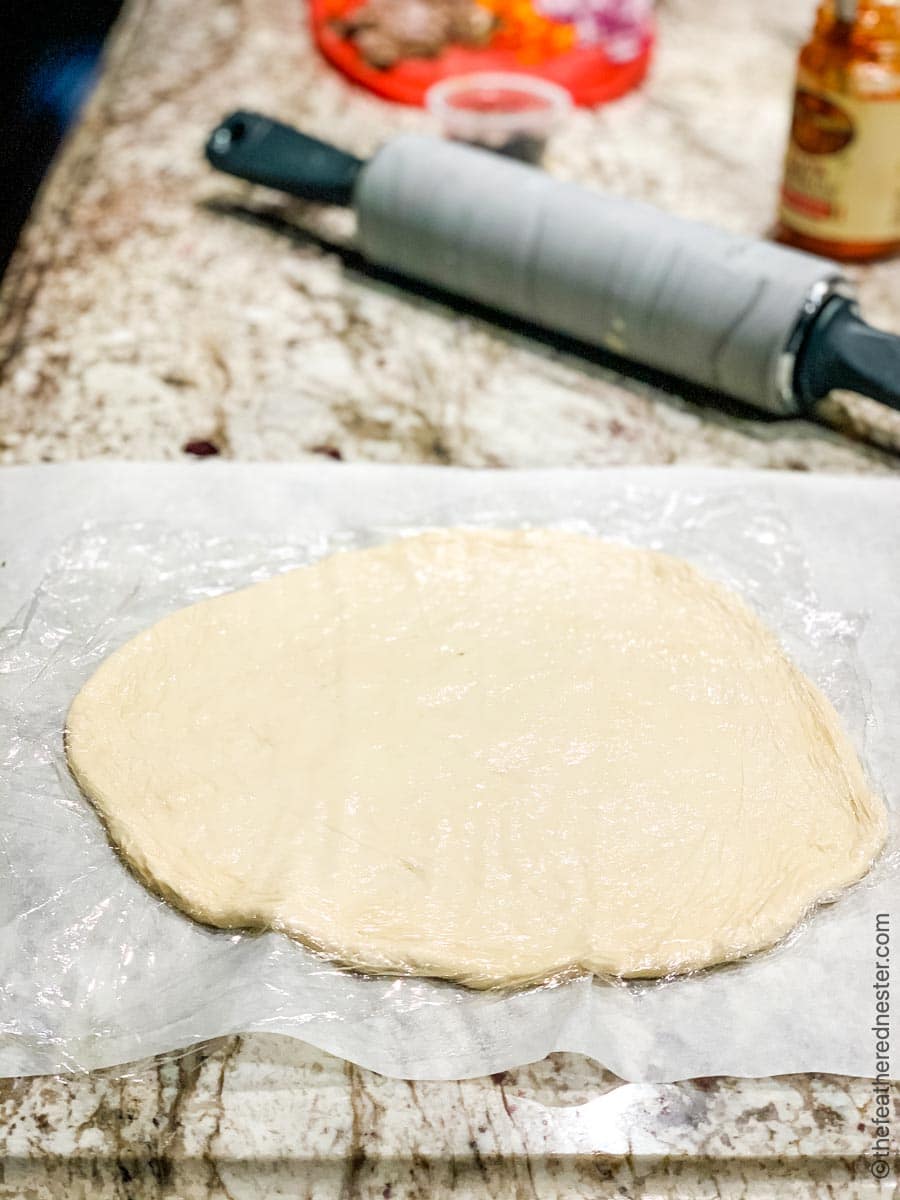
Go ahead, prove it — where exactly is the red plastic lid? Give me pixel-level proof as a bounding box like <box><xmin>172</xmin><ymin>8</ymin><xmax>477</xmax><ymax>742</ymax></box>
<box><xmin>309</xmin><ymin>0</ymin><xmax>653</xmax><ymax>108</ymax></box>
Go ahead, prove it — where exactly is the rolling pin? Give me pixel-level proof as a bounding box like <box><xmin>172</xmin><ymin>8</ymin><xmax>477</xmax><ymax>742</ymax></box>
<box><xmin>206</xmin><ymin>111</ymin><xmax>900</xmax><ymax>418</ymax></box>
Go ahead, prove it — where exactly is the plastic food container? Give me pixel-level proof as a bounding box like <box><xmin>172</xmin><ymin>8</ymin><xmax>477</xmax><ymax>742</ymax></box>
<box><xmin>425</xmin><ymin>72</ymin><xmax>572</xmax><ymax>161</ymax></box>
<box><xmin>310</xmin><ymin>0</ymin><xmax>654</xmax><ymax>107</ymax></box>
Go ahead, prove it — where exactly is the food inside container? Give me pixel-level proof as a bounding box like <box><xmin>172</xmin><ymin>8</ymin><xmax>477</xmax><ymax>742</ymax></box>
<box><xmin>310</xmin><ymin>0</ymin><xmax>654</xmax><ymax>106</ymax></box>
<box><xmin>425</xmin><ymin>72</ymin><xmax>572</xmax><ymax>161</ymax></box>
<box><xmin>331</xmin><ymin>0</ymin><xmax>497</xmax><ymax>68</ymax></box>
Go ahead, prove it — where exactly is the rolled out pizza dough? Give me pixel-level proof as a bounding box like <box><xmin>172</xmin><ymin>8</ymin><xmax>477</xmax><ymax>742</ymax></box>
<box><xmin>66</xmin><ymin>530</ymin><xmax>887</xmax><ymax>987</ymax></box>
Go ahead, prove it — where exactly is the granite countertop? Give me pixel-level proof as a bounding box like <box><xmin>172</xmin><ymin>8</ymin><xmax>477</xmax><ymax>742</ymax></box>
<box><xmin>2</xmin><ymin>1038</ymin><xmax>893</xmax><ymax>1197</ymax></box>
<box><xmin>0</xmin><ymin>0</ymin><xmax>899</xmax><ymax>470</ymax></box>
<box><xmin>1</xmin><ymin>0</ymin><xmax>898</xmax><ymax>1194</ymax></box>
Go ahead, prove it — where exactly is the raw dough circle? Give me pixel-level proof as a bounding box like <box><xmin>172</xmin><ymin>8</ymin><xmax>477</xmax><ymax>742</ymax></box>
<box><xmin>66</xmin><ymin>530</ymin><xmax>887</xmax><ymax>986</ymax></box>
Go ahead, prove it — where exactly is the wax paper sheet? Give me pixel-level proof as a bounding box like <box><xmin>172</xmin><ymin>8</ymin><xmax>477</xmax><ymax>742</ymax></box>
<box><xmin>0</xmin><ymin>464</ymin><xmax>897</xmax><ymax>1081</ymax></box>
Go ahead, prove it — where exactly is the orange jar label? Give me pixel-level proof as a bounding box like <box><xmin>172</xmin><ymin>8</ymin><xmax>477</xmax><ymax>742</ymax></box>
<box><xmin>779</xmin><ymin>71</ymin><xmax>900</xmax><ymax>244</ymax></box>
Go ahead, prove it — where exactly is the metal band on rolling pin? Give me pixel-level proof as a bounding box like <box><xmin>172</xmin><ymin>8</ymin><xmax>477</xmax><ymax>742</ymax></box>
<box><xmin>354</xmin><ymin>135</ymin><xmax>842</xmax><ymax>415</ymax></box>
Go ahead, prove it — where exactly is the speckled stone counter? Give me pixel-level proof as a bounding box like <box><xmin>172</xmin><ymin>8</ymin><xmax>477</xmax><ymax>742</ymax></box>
<box><xmin>1</xmin><ymin>0</ymin><xmax>899</xmax><ymax>1195</ymax></box>
<box><xmin>0</xmin><ymin>0</ymin><xmax>899</xmax><ymax>469</ymax></box>
<box><xmin>1</xmin><ymin>1039</ymin><xmax>895</xmax><ymax>1198</ymax></box>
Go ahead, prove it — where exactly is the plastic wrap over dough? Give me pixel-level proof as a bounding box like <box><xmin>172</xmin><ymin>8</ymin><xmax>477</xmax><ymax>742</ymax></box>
<box><xmin>65</xmin><ymin>529</ymin><xmax>887</xmax><ymax>987</ymax></box>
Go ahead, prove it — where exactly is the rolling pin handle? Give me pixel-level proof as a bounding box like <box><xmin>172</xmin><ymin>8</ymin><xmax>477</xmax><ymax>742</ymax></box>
<box><xmin>795</xmin><ymin>297</ymin><xmax>900</xmax><ymax>412</ymax></box>
<box><xmin>205</xmin><ymin>111</ymin><xmax>362</xmax><ymax>206</ymax></box>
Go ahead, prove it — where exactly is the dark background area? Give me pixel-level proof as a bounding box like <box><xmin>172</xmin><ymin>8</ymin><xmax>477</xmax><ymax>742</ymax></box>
<box><xmin>1</xmin><ymin>2</ymin><xmax>123</xmax><ymax>278</ymax></box>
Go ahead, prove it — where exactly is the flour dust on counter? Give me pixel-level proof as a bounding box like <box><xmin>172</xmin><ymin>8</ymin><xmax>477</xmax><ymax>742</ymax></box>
<box><xmin>65</xmin><ymin>529</ymin><xmax>887</xmax><ymax>989</ymax></box>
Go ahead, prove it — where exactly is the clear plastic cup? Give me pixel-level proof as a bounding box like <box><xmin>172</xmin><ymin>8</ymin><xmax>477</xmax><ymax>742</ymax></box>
<box><xmin>425</xmin><ymin>72</ymin><xmax>573</xmax><ymax>164</ymax></box>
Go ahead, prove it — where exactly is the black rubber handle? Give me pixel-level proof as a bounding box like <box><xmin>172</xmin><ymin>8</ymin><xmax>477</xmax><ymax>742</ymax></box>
<box><xmin>205</xmin><ymin>111</ymin><xmax>363</xmax><ymax>206</ymax></box>
<box><xmin>796</xmin><ymin>296</ymin><xmax>900</xmax><ymax>412</ymax></box>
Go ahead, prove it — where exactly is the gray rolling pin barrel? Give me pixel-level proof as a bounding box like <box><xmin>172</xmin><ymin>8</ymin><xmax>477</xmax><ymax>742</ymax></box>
<box><xmin>355</xmin><ymin>134</ymin><xmax>837</xmax><ymax>414</ymax></box>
